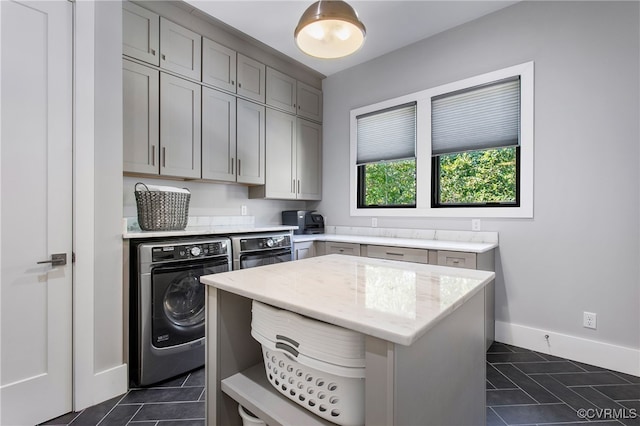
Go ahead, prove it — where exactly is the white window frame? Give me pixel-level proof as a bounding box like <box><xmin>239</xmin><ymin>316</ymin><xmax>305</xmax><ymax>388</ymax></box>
<box><xmin>349</xmin><ymin>61</ymin><xmax>534</xmax><ymax>218</ymax></box>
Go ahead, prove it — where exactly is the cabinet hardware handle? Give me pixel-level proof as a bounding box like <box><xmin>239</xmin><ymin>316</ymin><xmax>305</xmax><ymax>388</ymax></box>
<box><xmin>162</xmin><ymin>147</ymin><xmax>166</xmax><ymax>168</ymax></box>
<box><xmin>231</xmin><ymin>80</ymin><xmax>235</xmax><ymax>85</ymax></box>
<box><xmin>151</xmin><ymin>49</ymin><xmax>156</xmax><ymax>56</ymax></box>
<box><xmin>386</xmin><ymin>252</ymin><xmax>404</xmax><ymax>257</ymax></box>
<box><xmin>297</xmin><ymin>179</ymin><xmax>300</xmax><ymax>193</ymax></box>
<box><xmin>298</xmin><ymin>105</ymin><xmax>301</xmax><ymax>109</ymax></box>
<box><xmin>292</xmin><ymin>179</ymin><xmax>295</xmax><ymax>193</ymax></box>
<box><xmin>151</xmin><ymin>145</ymin><xmax>155</xmax><ymax>166</ymax></box>
<box><xmin>238</xmin><ymin>82</ymin><xmax>242</xmax><ymax>88</ymax></box>
<box><xmin>161</xmin><ymin>54</ymin><xmax>166</xmax><ymax>61</ymax></box>
<box><xmin>231</xmin><ymin>157</ymin><xmax>234</xmax><ymax>175</ymax></box>
<box><xmin>238</xmin><ymin>159</ymin><xmax>241</xmax><ymax>176</ymax></box>
<box><xmin>37</xmin><ymin>253</ymin><xmax>67</xmax><ymax>267</ymax></box>
<box><xmin>293</xmin><ymin>103</ymin><xmax>296</xmax><ymax>108</ymax></box>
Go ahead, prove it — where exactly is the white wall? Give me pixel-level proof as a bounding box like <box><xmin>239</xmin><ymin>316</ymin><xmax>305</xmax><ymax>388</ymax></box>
<box><xmin>320</xmin><ymin>1</ymin><xmax>639</xmax><ymax>369</ymax></box>
<box><xmin>123</xmin><ymin>177</ymin><xmax>308</xmax><ymax>225</ymax></box>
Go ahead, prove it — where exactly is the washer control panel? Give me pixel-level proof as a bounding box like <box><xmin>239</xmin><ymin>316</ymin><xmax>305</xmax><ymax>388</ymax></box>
<box><xmin>239</xmin><ymin>234</ymin><xmax>291</xmax><ymax>252</ymax></box>
<box><xmin>150</xmin><ymin>239</ymin><xmax>229</xmax><ymax>262</ymax></box>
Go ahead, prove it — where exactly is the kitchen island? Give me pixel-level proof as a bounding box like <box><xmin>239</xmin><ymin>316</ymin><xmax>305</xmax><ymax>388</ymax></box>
<box><xmin>201</xmin><ymin>254</ymin><xmax>495</xmax><ymax>425</ymax></box>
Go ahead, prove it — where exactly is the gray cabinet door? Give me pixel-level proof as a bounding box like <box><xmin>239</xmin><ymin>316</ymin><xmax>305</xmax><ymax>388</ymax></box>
<box><xmin>265</xmin><ymin>109</ymin><xmax>296</xmax><ymax>199</ymax></box>
<box><xmin>266</xmin><ymin>67</ymin><xmax>296</xmax><ymax>114</ymax></box>
<box><xmin>297</xmin><ymin>81</ymin><xmax>322</xmax><ymax>122</ymax></box>
<box><xmin>237</xmin><ymin>54</ymin><xmax>266</xmax><ymax>103</ymax></box>
<box><xmin>202</xmin><ymin>38</ymin><xmax>237</xmax><ymax>93</ymax></box>
<box><xmin>236</xmin><ymin>99</ymin><xmax>265</xmax><ymax>185</ymax></box>
<box><xmin>296</xmin><ymin>119</ymin><xmax>322</xmax><ymax>200</ymax></box>
<box><xmin>123</xmin><ymin>2</ymin><xmax>159</xmax><ymax>66</ymax></box>
<box><xmin>123</xmin><ymin>60</ymin><xmax>159</xmax><ymax>174</ymax></box>
<box><xmin>160</xmin><ymin>73</ymin><xmax>201</xmax><ymax>178</ymax></box>
<box><xmin>202</xmin><ymin>87</ymin><xmax>236</xmax><ymax>181</ymax></box>
<box><xmin>160</xmin><ymin>17</ymin><xmax>201</xmax><ymax>80</ymax></box>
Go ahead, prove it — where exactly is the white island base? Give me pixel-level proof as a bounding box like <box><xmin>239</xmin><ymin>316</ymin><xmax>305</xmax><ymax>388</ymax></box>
<box><xmin>203</xmin><ymin>255</ymin><xmax>492</xmax><ymax>426</ymax></box>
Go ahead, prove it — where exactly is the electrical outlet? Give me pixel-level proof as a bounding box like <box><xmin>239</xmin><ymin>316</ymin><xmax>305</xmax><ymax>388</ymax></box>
<box><xmin>241</xmin><ymin>205</ymin><xmax>247</xmax><ymax>216</ymax></box>
<box><xmin>472</xmin><ymin>219</ymin><xmax>481</xmax><ymax>231</ymax></box>
<box><xmin>583</xmin><ymin>311</ymin><xmax>597</xmax><ymax>329</ymax></box>
<box><xmin>372</xmin><ymin>218</ymin><xmax>377</xmax><ymax>228</ymax></box>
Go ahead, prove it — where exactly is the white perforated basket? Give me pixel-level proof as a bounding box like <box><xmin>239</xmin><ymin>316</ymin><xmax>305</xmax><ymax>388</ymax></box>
<box><xmin>251</xmin><ymin>301</ymin><xmax>365</xmax><ymax>426</ymax></box>
<box><xmin>258</xmin><ymin>339</ymin><xmax>364</xmax><ymax>426</ymax></box>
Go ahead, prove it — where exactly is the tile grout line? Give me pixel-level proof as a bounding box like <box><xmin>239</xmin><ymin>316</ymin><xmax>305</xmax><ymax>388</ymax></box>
<box><xmin>488</xmin><ymin>405</ymin><xmax>509</xmax><ymax>426</ymax></box>
<box><xmin>94</xmin><ymin>393</ymin><xmax>130</xmax><ymax>426</ymax></box>
<box><xmin>123</xmin><ymin>404</ymin><xmax>145</xmax><ymax>426</ymax></box>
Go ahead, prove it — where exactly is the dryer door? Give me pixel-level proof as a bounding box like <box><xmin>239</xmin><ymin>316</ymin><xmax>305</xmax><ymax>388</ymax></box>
<box><xmin>150</xmin><ymin>258</ymin><xmax>229</xmax><ymax>348</ymax></box>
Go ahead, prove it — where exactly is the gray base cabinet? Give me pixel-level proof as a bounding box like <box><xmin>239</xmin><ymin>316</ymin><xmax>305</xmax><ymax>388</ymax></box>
<box><xmin>293</xmin><ymin>241</ymin><xmax>315</xmax><ymax>260</ymax></box>
<box><xmin>206</xmin><ymin>287</ymin><xmax>486</xmax><ymax>425</ymax></box>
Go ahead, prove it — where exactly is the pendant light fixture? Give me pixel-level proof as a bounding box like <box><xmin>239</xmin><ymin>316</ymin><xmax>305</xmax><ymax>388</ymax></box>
<box><xmin>294</xmin><ymin>0</ymin><xmax>366</xmax><ymax>59</ymax></box>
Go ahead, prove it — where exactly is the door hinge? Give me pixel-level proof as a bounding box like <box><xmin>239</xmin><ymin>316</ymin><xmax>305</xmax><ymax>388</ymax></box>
<box><xmin>72</xmin><ymin>252</ymin><xmax>76</xmax><ymax>263</ymax></box>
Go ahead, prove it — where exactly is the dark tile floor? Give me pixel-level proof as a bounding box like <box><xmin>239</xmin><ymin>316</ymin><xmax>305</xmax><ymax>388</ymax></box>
<box><xmin>487</xmin><ymin>342</ymin><xmax>640</xmax><ymax>426</ymax></box>
<box><xmin>41</xmin><ymin>343</ymin><xmax>640</xmax><ymax>426</ymax></box>
<box><xmin>40</xmin><ymin>368</ymin><xmax>205</xmax><ymax>426</ymax></box>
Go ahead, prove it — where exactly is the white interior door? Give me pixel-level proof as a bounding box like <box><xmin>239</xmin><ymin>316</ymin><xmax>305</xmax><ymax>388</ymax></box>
<box><xmin>0</xmin><ymin>1</ymin><xmax>73</xmax><ymax>425</ymax></box>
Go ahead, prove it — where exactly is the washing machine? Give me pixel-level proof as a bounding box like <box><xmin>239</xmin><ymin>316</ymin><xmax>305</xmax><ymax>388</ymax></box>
<box><xmin>130</xmin><ymin>237</ymin><xmax>231</xmax><ymax>386</ymax></box>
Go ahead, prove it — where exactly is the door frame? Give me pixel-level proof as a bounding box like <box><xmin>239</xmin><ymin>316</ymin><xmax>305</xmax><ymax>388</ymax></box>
<box><xmin>73</xmin><ymin>0</ymin><xmax>127</xmax><ymax>411</ymax></box>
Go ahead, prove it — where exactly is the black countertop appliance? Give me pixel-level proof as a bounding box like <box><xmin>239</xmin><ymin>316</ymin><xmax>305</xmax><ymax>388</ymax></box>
<box><xmin>282</xmin><ymin>210</ymin><xmax>325</xmax><ymax>235</ymax></box>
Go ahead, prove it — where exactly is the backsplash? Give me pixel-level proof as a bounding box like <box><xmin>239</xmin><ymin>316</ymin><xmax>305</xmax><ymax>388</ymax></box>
<box><xmin>325</xmin><ymin>226</ymin><xmax>498</xmax><ymax>244</ymax></box>
<box><xmin>124</xmin><ymin>215</ymin><xmax>255</xmax><ymax>232</ymax></box>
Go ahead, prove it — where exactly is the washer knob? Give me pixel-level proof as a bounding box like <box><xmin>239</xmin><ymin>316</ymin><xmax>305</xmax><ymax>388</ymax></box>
<box><xmin>266</xmin><ymin>239</ymin><xmax>274</xmax><ymax>248</ymax></box>
<box><xmin>190</xmin><ymin>246</ymin><xmax>202</xmax><ymax>257</ymax></box>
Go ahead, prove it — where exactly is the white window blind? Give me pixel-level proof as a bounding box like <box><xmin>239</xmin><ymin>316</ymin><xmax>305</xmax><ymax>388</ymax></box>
<box><xmin>357</xmin><ymin>102</ymin><xmax>416</xmax><ymax>164</ymax></box>
<box><xmin>431</xmin><ymin>77</ymin><xmax>520</xmax><ymax>156</ymax></box>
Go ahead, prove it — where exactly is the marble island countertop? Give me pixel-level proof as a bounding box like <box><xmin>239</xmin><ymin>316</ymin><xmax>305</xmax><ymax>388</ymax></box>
<box><xmin>201</xmin><ymin>254</ymin><xmax>495</xmax><ymax>346</ymax></box>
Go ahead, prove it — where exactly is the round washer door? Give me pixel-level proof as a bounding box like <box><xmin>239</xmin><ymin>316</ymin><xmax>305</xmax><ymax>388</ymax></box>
<box><xmin>150</xmin><ymin>258</ymin><xmax>229</xmax><ymax>348</ymax></box>
<box><xmin>163</xmin><ymin>271</ymin><xmax>205</xmax><ymax>328</ymax></box>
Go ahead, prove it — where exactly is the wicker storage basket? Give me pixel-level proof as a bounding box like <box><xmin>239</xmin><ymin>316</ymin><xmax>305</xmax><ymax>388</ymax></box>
<box><xmin>134</xmin><ymin>182</ymin><xmax>190</xmax><ymax>231</ymax></box>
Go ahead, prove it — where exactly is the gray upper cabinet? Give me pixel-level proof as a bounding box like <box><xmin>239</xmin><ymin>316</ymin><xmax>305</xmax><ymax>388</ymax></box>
<box><xmin>250</xmin><ymin>113</ymin><xmax>321</xmax><ymax>200</ymax></box>
<box><xmin>237</xmin><ymin>54</ymin><xmax>266</xmax><ymax>103</ymax></box>
<box><xmin>160</xmin><ymin>73</ymin><xmax>201</xmax><ymax>178</ymax></box>
<box><xmin>266</xmin><ymin>67</ymin><xmax>296</xmax><ymax>114</ymax></box>
<box><xmin>202</xmin><ymin>38</ymin><xmax>237</xmax><ymax>93</ymax></box>
<box><xmin>263</xmin><ymin>109</ymin><xmax>297</xmax><ymax>199</ymax></box>
<box><xmin>296</xmin><ymin>118</ymin><xmax>322</xmax><ymax>200</ymax></box>
<box><xmin>160</xmin><ymin>17</ymin><xmax>201</xmax><ymax>80</ymax></box>
<box><xmin>123</xmin><ymin>59</ymin><xmax>159</xmax><ymax>174</ymax></box>
<box><xmin>202</xmin><ymin>87</ymin><xmax>237</xmax><ymax>182</ymax></box>
<box><xmin>297</xmin><ymin>81</ymin><xmax>323</xmax><ymax>122</ymax></box>
<box><xmin>123</xmin><ymin>2</ymin><xmax>160</xmax><ymax>66</ymax></box>
<box><xmin>236</xmin><ymin>99</ymin><xmax>265</xmax><ymax>185</ymax></box>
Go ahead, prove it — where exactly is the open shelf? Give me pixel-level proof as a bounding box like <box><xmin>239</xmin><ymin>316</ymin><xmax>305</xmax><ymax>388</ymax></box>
<box><xmin>221</xmin><ymin>363</ymin><xmax>334</xmax><ymax>426</ymax></box>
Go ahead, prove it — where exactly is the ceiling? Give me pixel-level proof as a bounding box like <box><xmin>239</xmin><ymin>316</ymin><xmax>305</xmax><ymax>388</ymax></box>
<box><xmin>184</xmin><ymin>1</ymin><xmax>518</xmax><ymax>77</ymax></box>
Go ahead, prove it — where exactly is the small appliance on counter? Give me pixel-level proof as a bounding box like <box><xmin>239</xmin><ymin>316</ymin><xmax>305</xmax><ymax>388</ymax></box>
<box><xmin>281</xmin><ymin>210</ymin><xmax>325</xmax><ymax>235</ymax></box>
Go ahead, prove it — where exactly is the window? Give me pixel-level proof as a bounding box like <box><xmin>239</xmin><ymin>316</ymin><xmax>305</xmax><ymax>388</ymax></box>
<box><xmin>349</xmin><ymin>61</ymin><xmax>533</xmax><ymax>218</ymax></box>
<box><xmin>431</xmin><ymin>77</ymin><xmax>521</xmax><ymax>208</ymax></box>
<box><xmin>356</xmin><ymin>103</ymin><xmax>417</xmax><ymax>208</ymax></box>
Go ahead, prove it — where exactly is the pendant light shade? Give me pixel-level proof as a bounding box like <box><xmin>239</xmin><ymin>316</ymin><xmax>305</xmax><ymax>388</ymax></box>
<box><xmin>295</xmin><ymin>0</ymin><xmax>366</xmax><ymax>59</ymax></box>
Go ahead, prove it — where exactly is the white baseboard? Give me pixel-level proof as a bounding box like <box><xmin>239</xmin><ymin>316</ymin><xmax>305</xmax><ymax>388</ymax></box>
<box><xmin>495</xmin><ymin>321</ymin><xmax>640</xmax><ymax>377</ymax></box>
<box><xmin>91</xmin><ymin>364</ymin><xmax>128</xmax><ymax>406</ymax></box>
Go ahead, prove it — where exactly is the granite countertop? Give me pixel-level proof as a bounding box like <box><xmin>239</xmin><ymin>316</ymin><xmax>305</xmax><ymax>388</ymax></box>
<box><xmin>201</xmin><ymin>254</ymin><xmax>494</xmax><ymax>346</ymax></box>
<box><xmin>293</xmin><ymin>233</ymin><xmax>497</xmax><ymax>253</ymax></box>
